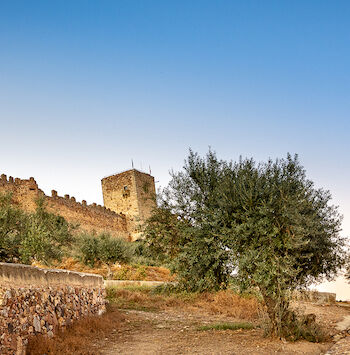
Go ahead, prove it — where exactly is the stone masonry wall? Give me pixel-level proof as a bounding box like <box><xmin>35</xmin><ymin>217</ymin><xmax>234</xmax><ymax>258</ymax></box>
<box><xmin>0</xmin><ymin>173</ymin><xmax>129</xmax><ymax>239</ymax></box>
<box><xmin>133</xmin><ymin>169</ymin><xmax>156</xmax><ymax>223</ymax></box>
<box><xmin>102</xmin><ymin>170</ymin><xmax>139</xmax><ymax>228</ymax></box>
<box><xmin>101</xmin><ymin>169</ymin><xmax>156</xmax><ymax>240</ymax></box>
<box><xmin>0</xmin><ymin>263</ymin><xmax>106</xmax><ymax>355</ymax></box>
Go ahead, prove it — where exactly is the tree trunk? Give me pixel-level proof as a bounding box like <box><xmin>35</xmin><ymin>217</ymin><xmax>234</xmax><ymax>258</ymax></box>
<box><xmin>263</xmin><ymin>294</ymin><xmax>279</xmax><ymax>336</ymax></box>
<box><xmin>260</xmin><ymin>288</ymin><xmax>290</xmax><ymax>338</ymax></box>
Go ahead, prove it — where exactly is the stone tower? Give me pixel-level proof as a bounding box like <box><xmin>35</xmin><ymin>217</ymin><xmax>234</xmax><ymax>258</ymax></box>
<box><xmin>101</xmin><ymin>169</ymin><xmax>156</xmax><ymax>240</ymax></box>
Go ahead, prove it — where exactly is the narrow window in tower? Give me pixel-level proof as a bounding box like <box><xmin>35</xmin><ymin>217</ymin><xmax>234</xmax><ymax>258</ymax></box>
<box><xmin>123</xmin><ymin>186</ymin><xmax>130</xmax><ymax>198</ymax></box>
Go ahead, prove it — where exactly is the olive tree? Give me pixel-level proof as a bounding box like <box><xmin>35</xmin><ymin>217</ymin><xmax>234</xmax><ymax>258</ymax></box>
<box><xmin>143</xmin><ymin>149</ymin><xmax>234</xmax><ymax>291</ymax></box>
<box><xmin>219</xmin><ymin>154</ymin><xmax>345</xmax><ymax>336</ymax></box>
<box><xmin>143</xmin><ymin>150</ymin><xmax>346</xmax><ymax>337</ymax></box>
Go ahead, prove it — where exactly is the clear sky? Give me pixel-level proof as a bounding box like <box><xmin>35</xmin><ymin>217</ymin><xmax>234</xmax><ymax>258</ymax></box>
<box><xmin>1</xmin><ymin>1</ymin><xmax>349</xmax><ymax>295</ymax></box>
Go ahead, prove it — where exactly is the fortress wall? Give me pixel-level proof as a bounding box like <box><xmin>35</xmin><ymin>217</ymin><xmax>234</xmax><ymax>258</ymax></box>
<box><xmin>101</xmin><ymin>169</ymin><xmax>157</xmax><ymax>240</ymax></box>
<box><xmin>102</xmin><ymin>171</ymin><xmax>141</xmax><ymax>237</ymax></box>
<box><xmin>46</xmin><ymin>193</ymin><xmax>128</xmax><ymax>238</ymax></box>
<box><xmin>0</xmin><ymin>174</ymin><xmax>129</xmax><ymax>239</ymax></box>
<box><xmin>133</xmin><ymin>170</ymin><xmax>156</xmax><ymax>222</ymax></box>
<box><xmin>102</xmin><ymin>170</ymin><xmax>139</xmax><ymax>218</ymax></box>
<box><xmin>0</xmin><ymin>174</ymin><xmax>39</xmax><ymax>212</ymax></box>
<box><xmin>0</xmin><ymin>263</ymin><xmax>105</xmax><ymax>354</ymax></box>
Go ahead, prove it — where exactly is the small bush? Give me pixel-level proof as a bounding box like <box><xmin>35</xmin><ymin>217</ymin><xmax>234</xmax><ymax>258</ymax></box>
<box><xmin>0</xmin><ymin>194</ymin><xmax>74</xmax><ymax>265</ymax></box>
<box><xmin>77</xmin><ymin>233</ymin><xmax>132</xmax><ymax>267</ymax></box>
<box><xmin>261</xmin><ymin>311</ymin><xmax>327</xmax><ymax>342</ymax></box>
<box><xmin>77</xmin><ymin>233</ymin><xmax>100</xmax><ymax>267</ymax></box>
<box><xmin>128</xmin><ymin>239</ymin><xmax>162</xmax><ymax>266</ymax></box>
<box><xmin>284</xmin><ymin>315</ymin><xmax>327</xmax><ymax>342</ymax></box>
<box><xmin>0</xmin><ymin>193</ymin><xmax>27</xmax><ymax>262</ymax></box>
<box><xmin>98</xmin><ymin>233</ymin><xmax>133</xmax><ymax>264</ymax></box>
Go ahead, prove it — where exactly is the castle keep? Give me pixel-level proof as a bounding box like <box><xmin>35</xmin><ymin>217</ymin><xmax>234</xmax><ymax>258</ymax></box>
<box><xmin>102</xmin><ymin>169</ymin><xmax>156</xmax><ymax>239</ymax></box>
<box><xmin>0</xmin><ymin>169</ymin><xmax>156</xmax><ymax>241</ymax></box>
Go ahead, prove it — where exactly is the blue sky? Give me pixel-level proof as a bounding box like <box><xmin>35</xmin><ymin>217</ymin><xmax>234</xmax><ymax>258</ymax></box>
<box><xmin>1</xmin><ymin>0</ymin><xmax>349</xmax><ymax>244</ymax></box>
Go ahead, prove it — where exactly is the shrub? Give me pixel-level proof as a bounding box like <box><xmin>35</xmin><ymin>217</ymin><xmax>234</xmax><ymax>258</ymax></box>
<box><xmin>0</xmin><ymin>193</ymin><xmax>27</xmax><ymax>262</ymax></box>
<box><xmin>77</xmin><ymin>233</ymin><xmax>101</xmax><ymax>267</ymax></box>
<box><xmin>77</xmin><ymin>232</ymin><xmax>132</xmax><ymax>267</ymax></box>
<box><xmin>0</xmin><ymin>194</ymin><xmax>74</xmax><ymax>265</ymax></box>
<box><xmin>98</xmin><ymin>233</ymin><xmax>132</xmax><ymax>264</ymax></box>
<box><xmin>261</xmin><ymin>311</ymin><xmax>326</xmax><ymax>342</ymax></box>
<box><xmin>20</xmin><ymin>198</ymin><xmax>74</xmax><ymax>264</ymax></box>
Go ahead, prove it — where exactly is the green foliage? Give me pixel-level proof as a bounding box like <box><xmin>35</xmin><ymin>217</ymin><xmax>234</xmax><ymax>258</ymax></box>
<box><xmin>127</xmin><ymin>239</ymin><xmax>163</xmax><ymax>266</ymax></box>
<box><xmin>98</xmin><ymin>233</ymin><xmax>132</xmax><ymax>264</ymax></box>
<box><xmin>142</xmin><ymin>208</ymin><xmax>186</xmax><ymax>264</ymax></box>
<box><xmin>143</xmin><ymin>149</ymin><xmax>346</xmax><ymax>338</ymax></box>
<box><xmin>219</xmin><ymin>154</ymin><xmax>345</xmax><ymax>336</ymax></box>
<box><xmin>20</xmin><ymin>217</ymin><xmax>53</xmax><ymax>264</ymax></box>
<box><xmin>77</xmin><ymin>233</ymin><xmax>100</xmax><ymax>267</ymax></box>
<box><xmin>174</xmin><ymin>228</ymin><xmax>232</xmax><ymax>292</ymax></box>
<box><xmin>197</xmin><ymin>322</ymin><xmax>254</xmax><ymax>331</ymax></box>
<box><xmin>20</xmin><ymin>197</ymin><xmax>74</xmax><ymax>264</ymax></box>
<box><xmin>0</xmin><ymin>194</ymin><xmax>74</xmax><ymax>264</ymax></box>
<box><xmin>77</xmin><ymin>232</ymin><xmax>132</xmax><ymax>267</ymax></box>
<box><xmin>143</xmin><ymin>149</ymin><xmax>233</xmax><ymax>291</ymax></box>
<box><xmin>0</xmin><ymin>193</ymin><xmax>27</xmax><ymax>262</ymax></box>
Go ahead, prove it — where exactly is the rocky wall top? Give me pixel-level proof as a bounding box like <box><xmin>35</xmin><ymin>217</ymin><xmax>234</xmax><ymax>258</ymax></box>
<box><xmin>0</xmin><ymin>173</ymin><xmax>125</xmax><ymax>219</ymax></box>
<box><xmin>0</xmin><ymin>263</ymin><xmax>103</xmax><ymax>288</ymax></box>
<box><xmin>0</xmin><ymin>173</ymin><xmax>129</xmax><ymax>237</ymax></box>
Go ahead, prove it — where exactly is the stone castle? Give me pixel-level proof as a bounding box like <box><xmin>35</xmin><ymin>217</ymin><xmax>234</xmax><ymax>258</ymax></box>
<box><xmin>0</xmin><ymin>169</ymin><xmax>156</xmax><ymax>241</ymax></box>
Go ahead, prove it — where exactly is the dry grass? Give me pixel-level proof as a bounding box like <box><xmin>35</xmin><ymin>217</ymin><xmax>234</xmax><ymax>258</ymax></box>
<box><xmin>112</xmin><ymin>263</ymin><xmax>174</xmax><ymax>281</ymax></box>
<box><xmin>32</xmin><ymin>257</ymin><xmax>174</xmax><ymax>282</ymax></box>
<box><xmin>193</xmin><ymin>291</ymin><xmax>262</xmax><ymax>319</ymax></box>
<box><xmin>26</xmin><ymin>305</ymin><xmax>124</xmax><ymax>355</ymax></box>
<box><xmin>107</xmin><ymin>287</ymin><xmax>262</xmax><ymax>320</ymax></box>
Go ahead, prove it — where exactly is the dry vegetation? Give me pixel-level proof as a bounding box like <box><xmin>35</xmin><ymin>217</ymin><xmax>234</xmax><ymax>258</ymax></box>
<box><xmin>107</xmin><ymin>287</ymin><xmax>262</xmax><ymax>320</ymax></box>
<box><xmin>26</xmin><ymin>305</ymin><xmax>124</xmax><ymax>355</ymax></box>
<box><xmin>33</xmin><ymin>257</ymin><xmax>174</xmax><ymax>281</ymax></box>
<box><xmin>26</xmin><ymin>287</ymin><xmax>262</xmax><ymax>354</ymax></box>
<box><xmin>26</xmin><ymin>286</ymin><xmax>349</xmax><ymax>355</ymax></box>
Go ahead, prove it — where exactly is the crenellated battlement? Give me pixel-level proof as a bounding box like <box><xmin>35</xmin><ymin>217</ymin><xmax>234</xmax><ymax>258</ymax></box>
<box><xmin>0</xmin><ymin>169</ymin><xmax>156</xmax><ymax>241</ymax></box>
<box><xmin>0</xmin><ymin>174</ymin><xmax>38</xmax><ymax>190</ymax></box>
<box><xmin>0</xmin><ymin>172</ymin><xmax>129</xmax><ymax>239</ymax></box>
<box><xmin>48</xmin><ymin>189</ymin><xmax>123</xmax><ymax>218</ymax></box>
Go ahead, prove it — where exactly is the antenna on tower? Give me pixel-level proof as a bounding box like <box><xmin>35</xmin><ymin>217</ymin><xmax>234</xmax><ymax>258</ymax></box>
<box><xmin>131</xmin><ymin>159</ymin><xmax>134</xmax><ymax>169</ymax></box>
<box><xmin>149</xmin><ymin>165</ymin><xmax>152</xmax><ymax>175</ymax></box>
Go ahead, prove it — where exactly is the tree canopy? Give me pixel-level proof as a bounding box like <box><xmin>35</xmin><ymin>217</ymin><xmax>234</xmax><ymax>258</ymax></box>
<box><xmin>143</xmin><ymin>150</ymin><xmax>346</xmax><ymax>336</ymax></box>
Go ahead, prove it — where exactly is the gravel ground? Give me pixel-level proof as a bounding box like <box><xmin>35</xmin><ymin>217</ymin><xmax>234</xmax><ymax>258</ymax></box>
<box><xmin>97</xmin><ymin>305</ymin><xmax>349</xmax><ymax>355</ymax></box>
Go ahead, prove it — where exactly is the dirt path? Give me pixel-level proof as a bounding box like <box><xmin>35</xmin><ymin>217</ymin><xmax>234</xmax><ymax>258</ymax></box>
<box><xmin>99</xmin><ymin>308</ymin><xmax>332</xmax><ymax>355</ymax></box>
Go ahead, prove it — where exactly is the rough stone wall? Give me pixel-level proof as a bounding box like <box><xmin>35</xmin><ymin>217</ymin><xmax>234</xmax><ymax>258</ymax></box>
<box><xmin>293</xmin><ymin>290</ymin><xmax>336</xmax><ymax>304</ymax></box>
<box><xmin>0</xmin><ymin>174</ymin><xmax>129</xmax><ymax>239</ymax></box>
<box><xmin>101</xmin><ymin>169</ymin><xmax>156</xmax><ymax>240</ymax></box>
<box><xmin>101</xmin><ymin>170</ymin><xmax>139</xmax><ymax>222</ymax></box>
<box><xmin>0</xmin><ymin>263</ymin><xmax>106</xmax><ymax>355</ymax></box>
<box><xmin>133</xmin><ymin>169</ymin><xmax>156</xmax><ymax>222</ymax></box>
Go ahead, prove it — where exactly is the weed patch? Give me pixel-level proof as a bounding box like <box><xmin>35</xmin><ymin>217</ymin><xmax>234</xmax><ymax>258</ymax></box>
<box><xmin>107</xmin><ymin>286</ymin><xmax>261</xmax><ymax>320</ymax></box>
<box><xmin>197</xmin><ymin>322</ymin><xmax>254</xmax><ymax>331</ymax></box>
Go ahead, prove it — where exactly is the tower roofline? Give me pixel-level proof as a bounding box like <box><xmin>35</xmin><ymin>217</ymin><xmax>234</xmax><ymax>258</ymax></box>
<box><xmin>101</xmin><ymin>168</ymin><xmax>153</xmax><ymax>181</ymax></box>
